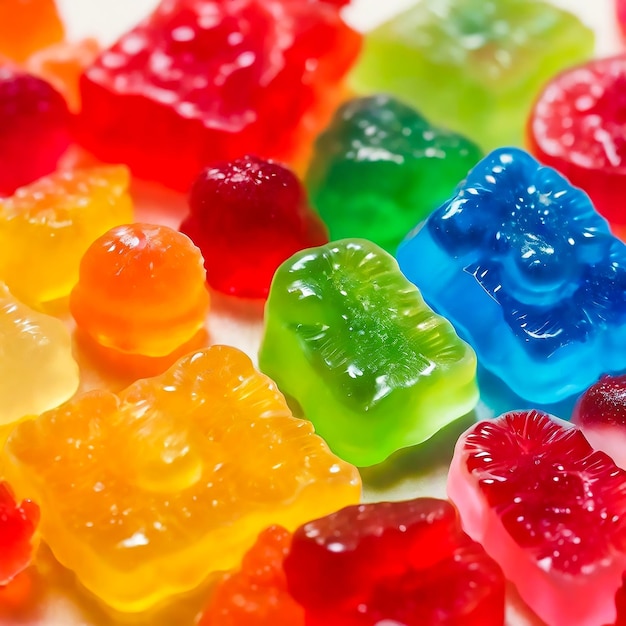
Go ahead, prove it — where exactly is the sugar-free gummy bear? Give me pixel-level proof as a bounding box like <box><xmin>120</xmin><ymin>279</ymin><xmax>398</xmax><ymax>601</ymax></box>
<box><xmin>77</xmin><ymin>0</ymin><xmax>361</xmax><ymax>190</ymax></box>
<box><xmin>0</xmin><ymin>482</ymin><xmax>39</xmax><ymax>586</ymax></box>
<box><xmin>0</xmin><ymin>284</ymin><xmax>79</xmax><ymax>431</ymax></box>
<box><xmin>283</xmin><ymin>498</ymin><xmax>505</xmax><ymax>626</ymax></box>
<box><xmin>528</xmin><ymin>55</ymin><xmax>626</xmax><ymax>228</ymax></box>
<box><xmin>397</xmin><ymin>148</ymin><xmax>626</xmax><ymax>405</ymax></box>
<box><xmin>0</xmin><ymin>68</ymin><xmax>71</xmax><ymax>195</ymax></box>
<box><xmin>305</xmin><ymin>95</ymin><xmax>483</xmax><ymax>253</ymax></box>
<box><xmin>259</xmin><ymin>239</ymin><xmax>478</xmax><ymax>466</ymax></box>
<box><xmin>350</xmin><ymin>0</ymin><xmax>593</xmax><ymax>150</ymax></box>
<box><xmin>448</xmin><ymin>410</ymin><xmax>626</xmax><ymax>626</ymax></box>
<box><xmin>1</xmin><ymin>346</ymin><xmax>361</xmax><ymax>612</ymax></box>
<box><xmin>199</xmin><ymin>526</ymin><xmax>305</xmax><ymax>626</ymax></box>
<box><xmin>180</xmin><ymin>155</ymin><xmax>328</xmax><ymax>299</ymax></box>
<box><xmin>70</xmin><ymin>223</ymin><xmax>210</xmax><ymax>357</ymax></box>
<box><xmin>0</xmin><ymin>0</ymin><xmax>63</xmax><ymax>62</ymax></box>
<box><xmin>0</xmin><ymin>167</ymin><xmax>133</xmax><ymax>307</ymax></box>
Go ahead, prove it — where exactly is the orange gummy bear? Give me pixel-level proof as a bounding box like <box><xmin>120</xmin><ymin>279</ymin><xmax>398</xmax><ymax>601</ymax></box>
<box><xmin>1</xmin><ymin>346</ymin><xmax>361</xmax><ymax>612</ymax></box>
<box><xmin>199</xmin><ymin>525</ymin><xmax>304</xmax><ymax>626</ymax></box>
<box><xmin>70</xmin><ymin>223</ymin><xmax>210</xmax><ymax>357</ymax></box>
<box><xmin>26</xmin><ymin>39</ymin><xmax>100</xmax><ymax>112</ymax></box>
<box><xmin>0</xmin><ymin>0</ymin><xmax>64</xmax><ymax>62</ymax></box>
<box><xmin>0</xmin><ymin>166</ymin><xmax>133</xmax><ymax>307</ymax></box>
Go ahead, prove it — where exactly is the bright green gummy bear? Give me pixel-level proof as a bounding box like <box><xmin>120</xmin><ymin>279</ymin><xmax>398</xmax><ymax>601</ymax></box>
<box><xmin>258</xmin><ymin>239</ymin><xmax>479</xmax><ymax>467</ymax></box>
<box><xmin>350</xmin><ymin>0</ymin><xmax>594</xmax><ymax>151</ymax></box>
<box><xmin>306</xmin><ymin>95</ymin><xmax>483</xmax><ymax>254</ymax></box>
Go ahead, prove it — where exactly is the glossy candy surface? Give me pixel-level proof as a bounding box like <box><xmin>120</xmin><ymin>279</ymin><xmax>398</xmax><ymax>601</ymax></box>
<box><xmin>0</xmin><ymin>68</ymin><xmax>71</xmax><ymax>195</ymax></box>
<box><xmin>78</xmin><ymin>0</ymin><xmax>361</xmax><ymax>190</ymax></box>
<box><xmin>1</xmin><ymin>346</ymin><xmax>361</xmax><ymax>612</ymax></box>
<box><xmin>180</xmin><ymin>156</ymin><xmax>328</xmax><ymax>299</ymax></box>
<box><xmin>350</xmin><ymin>0</ymin><xmax>593</xmax><ymax>150</ymax></box>
<box><xmin>306</xmin><ymin>95</ymin><xmax>483</xmax><ymax>253</ymax></box>
<box><xmin>528</xmin><ymin>55</ymin><xmax>626</xmax><ymax>227</ymax></box>
<box><xmin>0</xmin><ymin>482</ymin><xmax>40</xmax><ymax>586</ymax></box>
<box><xmin>70</xmin><ymin>223</ymin><xmax>210</xmax><ymax>357</ymax></box>
<box><xmin>259</xmin><ymin>239</ymin><xmax>478</xmax><ymax>466</ymax></box>
<box><xmin>0</xmin><ymin>167</ymin><xmax>133</xmax><ymax>307</ymax></box>
<box><xmin>199</xmin><ymin>525</ymin><xmax>304</xmax><ymax>626</ymax></box>
<box><xmin>0</xmin><ymin>0</ymin><xmax>64</xmax><ymax>62</ymax></box>
<box><xmin>448</xmin><ymin>410</ymin><xmax>626</xmax><ymax>626</ymax></box>
<box><xmin>397</xmin><ymin>148</ymin><xmax>626</xmax><ymax>404</ymax></box>
<box><xmin>283</xmin><ymin>498</ymin><xmax>505</xmax><ymax>626</ymax></box>
<box><xmin>0</xmin><ymin>284</ymin><xmax>79</xmax><ymax>430</ymax></box>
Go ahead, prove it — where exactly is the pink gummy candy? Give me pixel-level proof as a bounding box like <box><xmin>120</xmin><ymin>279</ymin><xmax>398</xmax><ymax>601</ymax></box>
<box><xmin>448</xmin><ymin>409</ymin><xmax>626</xmax><ymax>626</ymax></box>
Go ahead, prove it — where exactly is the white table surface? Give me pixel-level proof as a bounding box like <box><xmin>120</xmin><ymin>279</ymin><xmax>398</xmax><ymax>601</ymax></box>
<box><xmin>0</xmin><ymin>1</ymin><xmax>620</xmax><ymax>625</ymax></box>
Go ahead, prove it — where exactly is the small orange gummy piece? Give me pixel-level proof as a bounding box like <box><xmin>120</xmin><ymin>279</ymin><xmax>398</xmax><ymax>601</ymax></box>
<box><xmin>0</xmin><ymin>0</ymin><xmax>64</xmax><ymax>62</ymax></box>
<box><xmin>200</xmin><ymin>525</ymin><xmax>305</xmax><ymax>626</ymax></box>
<box><xmin>26</xmin><ymin>39</ymin><xmax>100</xmax><ymax>112</ymax></box>
<box><xmin>70</xmin><ymin>223</ymin><xmax>210</xmax><ymax>357</ymax></box>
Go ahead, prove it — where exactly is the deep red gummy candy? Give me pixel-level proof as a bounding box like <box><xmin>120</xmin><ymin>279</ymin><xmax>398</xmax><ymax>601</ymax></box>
<box><xmin>180</xmin><ymin>155</ymin><xmax>328</xmax><ymax>298</ymax></box>
<box><xmin>0</xmin><ymin>67</ymin><xmax>71</xmax><ymax>195</ymax></box>
<box><xmin>77</xmin><ymin>0</ymin><xmax>361</xmax><ymax>190</ymax></box>
<box><xmin>282</xmin><ymin>498</ymin><xmax>505</xmax><ymax>626</ymax></box>
<box><xmin>573</xmin><ymin>375</ymin><xmax>626</xmax><ymax>428</ymax></box>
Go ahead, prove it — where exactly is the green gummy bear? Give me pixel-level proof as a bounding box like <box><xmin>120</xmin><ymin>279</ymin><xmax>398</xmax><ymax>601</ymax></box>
<box><xmin>350</xmin><ymin>0</ymin><xmax>594</xmax><ymax>151</ymax></box>
<box><xmin>306</xmin><ymin>95</ymin><xmax>483</xmax><ymax>254</ymax></box>
<box><xmin>258</xmin><ymin>239</ymin><xmax>478</xmax><ymax>467</ymax></box>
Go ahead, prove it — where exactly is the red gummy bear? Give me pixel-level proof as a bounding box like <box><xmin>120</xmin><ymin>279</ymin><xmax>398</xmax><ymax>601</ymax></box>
<box><xmin>0</xmin><ymin>482</ymin><xmax>40</xmax><ymax>585</ymax></box>
<box><xmin>283</xmin><ymin>498</ymin><xmax>505</xmax><ymax>626</ymax></box>
<box><xmin>78</xmin><ymin>0</ymin><xmax>361</xmax><ymax>191</ymax></box>
<box><xmin>0</xmin><ymin>67</ymin><xmax>71</xmax><ymax>195</ymax></box>
<box><xmin>528</xmin><ymin>55</ymin><xmax>626</xmax><ymax>229</ymax></box>
<box><xmin>199</xmin><ymin>525</ymin><xmax>304</xmax><ymax>626</ymax></box>
<box><xmin>180</xmin><ymin>155</ymin><xmax>328</xmax><ymax>298</ymax></box>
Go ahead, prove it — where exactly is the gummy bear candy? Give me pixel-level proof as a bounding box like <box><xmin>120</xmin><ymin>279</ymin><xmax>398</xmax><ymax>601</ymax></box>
<box><xmin>0</xmin><ymin>482</ymin><xmax>39</xmax><ymax>586</ymax></box>
<box><xmin>350</xmin><ymin>0</ymin><xmax>593</xmax><ymax>150</ymax></box>
<box><xmin>1</xmin><ymin>346</ymin><xmax>361</xmax><ymax>612</ymax></box>
<box><xmin>448</xmin><ymin>409</ymin><xmax>626</xmax><ymax>626</ymax></box>
<box><xmin>0</xmin><ymin>283</ymin><xmax>78</xmax><ymax>430</ymax></box>
<box><xmin>70</xmin><ymin>223</ymin><xmax>210</xmax><ymax>357</ymax></box>
<box><xmin>397</xmin><ymin>147</ymin><xmax>626</xmax><ymax>405</ymax></box>
<box><xmin>26</xmin><ymin>39</ymin><xmax>101</xmax><ymax>112</ymax></box>
<box><xmin>528</xmin><ymin>55</ymin><xmax>626</xmax><ymax>229</ymax></box>
<box><xmin>0</xmin><ymin>67</ymin><xmax>71</xmax><ymax>195</ymax></box>
<box><xmin>305</xmin><ymin>95</ymin><xmax>482</xmax><ymax>254</ymax></box>
<box><xmin>283</xmin><ymin>498</ymin><xmax>505</xmax><ymax>626</ymax></box>
<box><xmin>0</xmin><ymin>167</ymin><xmax>133</xmax><ymax>307</ymax></box>
<box><xmin>0</xmin><ymin>0</ymin><xmax>64</xmax><ymax>62</ymax></box>
<box><xmin>77</xmin><ymin>0</ymin><xmax>361</xmax><ymax>190</ymax></box>
<box><xmin>199</xmin><ymin>525</ymin><xmax>305</xmax><ymax>626</ymax></box>
<box><xmin>572</xmin><ymin>375</ymin><xmax>626</xmax><ymax>470</ymax></box>
<box><xmin>180</xmin><ymin>156</ymin><xmax>328</xmax><ymax>299</ymax></box>
<box><xmin>259</xmin><ymin>239</ymin><xmax>478</xmax><ymax>466</ymax></box>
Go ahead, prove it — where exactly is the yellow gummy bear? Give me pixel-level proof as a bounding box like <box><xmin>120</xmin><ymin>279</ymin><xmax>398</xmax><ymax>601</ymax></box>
<box><xmin>2</xmin><ymin>346</ymin><xmax>361</xmax><ymax>613</ymax></box>
<box><xmin>0</xmin><ymin>284</ymin><xmax>79</xmax><ymax>431</ymax></box>
<box><xmin>0</xmin><ymin>166</ymin><xmax>133</xmax><ymax>307</ymax></box>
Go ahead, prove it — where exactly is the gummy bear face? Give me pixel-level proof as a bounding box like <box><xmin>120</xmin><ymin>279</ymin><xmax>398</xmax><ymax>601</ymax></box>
<box><xmin>2</xmin><ymin>346</ymin><xmax>360</xmax><ymax>612</ymax></box>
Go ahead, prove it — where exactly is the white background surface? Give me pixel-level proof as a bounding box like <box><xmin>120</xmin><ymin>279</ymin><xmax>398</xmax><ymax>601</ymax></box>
<box><xmin>1</xmin><ymin>1</ymin><xmax>621</xmax><ymax>625</ymax></box>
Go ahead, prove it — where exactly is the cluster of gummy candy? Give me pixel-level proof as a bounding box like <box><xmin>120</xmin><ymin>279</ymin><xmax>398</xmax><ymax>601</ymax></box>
<box><xmin>2</xmin><ymin>0</ymin><xmax>626</xmax><ymax>625</ymax></box>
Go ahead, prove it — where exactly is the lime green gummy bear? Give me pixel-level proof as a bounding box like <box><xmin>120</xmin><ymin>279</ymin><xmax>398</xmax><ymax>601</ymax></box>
<box><xmin>258</xmin><ymin>239</ymin><xmax>479</xmax><ymax>467</ymax></box>
<box><xmin>350</xmin><ymin>0</ymin><xmax>594</xmax><ymax>151</ymax></box>
<box><xmin>306</xmin><ymin>95</ymin><xmax>483</xmax><ymax>254</ymax></box>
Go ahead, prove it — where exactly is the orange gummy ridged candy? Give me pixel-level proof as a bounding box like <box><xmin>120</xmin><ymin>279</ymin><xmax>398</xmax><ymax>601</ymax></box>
<box><xmin>199</xmin><ymin>525</ymin><xmax>304</xmax><ymax>626</ymax></box>
<box><xmin>1</xmin><ymin>346</ymin><xmax>362</xmax><ymax>612</ymax></box>
<box><xmin>70</xmin><ymin>223</ymin><xmax>210</xmax><ymax>357</ymax></box>
<box><xmin>0</xmin><ymin>166</ymin><xmax>133</xmax><ymax>307</ymax></box>
<box><xmin>0</xmin><ymin>0</ymin><xmax>64</xmax><ymax>62</ymax></box>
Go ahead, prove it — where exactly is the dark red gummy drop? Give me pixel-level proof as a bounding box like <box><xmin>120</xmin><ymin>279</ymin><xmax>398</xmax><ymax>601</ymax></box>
<box><xmin>283</xmin><ymin>498</ymin><xmax>505</xmax><ymax>626</ymax></box>
<box><xmin>0</xmin><ymin>67</ymin><xmax>71</xmax><ymax>195</ymax></box>
<box><xmin>573</xmin><ymin>375</ymin><xmax>626</xmax><ymax>427</ymax></box>
<box><xmin>180</xmin><ymin>155</ymin><xmax>328</xmax><ymax>299</ymax></box>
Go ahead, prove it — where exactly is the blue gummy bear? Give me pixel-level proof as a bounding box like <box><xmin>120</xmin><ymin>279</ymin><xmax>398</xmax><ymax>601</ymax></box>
<box><xmin>396</xmin><ymin>147</ymin><xmax>626</xmax><ymax>404</ymax></box>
